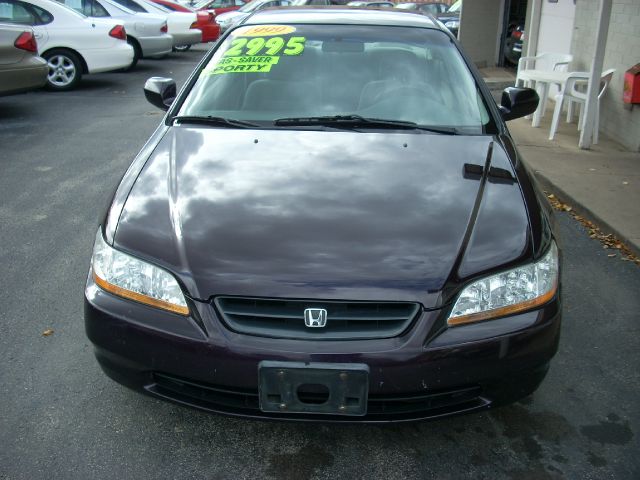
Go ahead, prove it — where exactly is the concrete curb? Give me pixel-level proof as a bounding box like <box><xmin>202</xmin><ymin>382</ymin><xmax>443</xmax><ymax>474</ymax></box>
<box><xmin>532</xmin><ymin>170</ymin><xmax>640</xmax><ymax>258</ymax></box>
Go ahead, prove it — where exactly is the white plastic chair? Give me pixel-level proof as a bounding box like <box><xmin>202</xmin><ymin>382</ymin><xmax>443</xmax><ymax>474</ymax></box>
<box><xmin>515</xmin><ymin>52</ymin><xmax>573</xmax><ymax>120</ymax></box>
<box><xmin>515</xmin><ymin>52</ymin><xmax>573</xmax><ymax>87</ymax></box>
<box><xmin>548</xmin><ymin>68</ymin><xmax>616</xmax><ymax>143</ymax></box>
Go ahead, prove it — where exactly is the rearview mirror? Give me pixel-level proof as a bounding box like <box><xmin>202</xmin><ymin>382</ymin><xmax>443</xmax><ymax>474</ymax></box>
<box><xmin>499</xmin><ymin>87</ymin><xmax>539</xmax><ymax>121</ymax></box>
<box><xmin>144</xmin><ymin>77</ymin><xmax>176</xmax><ymax>111</ymax></box>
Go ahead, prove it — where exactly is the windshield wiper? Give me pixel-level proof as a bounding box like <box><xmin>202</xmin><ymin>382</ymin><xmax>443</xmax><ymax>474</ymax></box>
<box><xmin>273</xmin><ymin>115</ymin><xmax>457</xmax><ymax>134</ymax></box>
<box><xmin>172</xmin><ymin>115</ymin><xmax>262</xmax><ymax>129</ymax></box>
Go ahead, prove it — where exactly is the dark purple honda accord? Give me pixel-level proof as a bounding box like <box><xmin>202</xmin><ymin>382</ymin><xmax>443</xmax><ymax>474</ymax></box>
<box><xmin>85</xmin><ymin>8</ymin><xmax>561</xmax><ymax>422</ymax></box>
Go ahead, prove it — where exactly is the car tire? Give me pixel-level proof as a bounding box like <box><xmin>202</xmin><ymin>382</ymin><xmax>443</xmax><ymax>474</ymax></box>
<box><xmin>125</xmin><ymin>37</ymin><xmax>142</xmax><ymax>71</ymax></box>
<box><xmin>43</xmin><ymin>49</ymin><xmax>83</xmax><ymax>91</ymax></box>
<box><xmin>173</xmin><ymin>45</ymin><xmax>191</xmax><ymax>52</ymax></box>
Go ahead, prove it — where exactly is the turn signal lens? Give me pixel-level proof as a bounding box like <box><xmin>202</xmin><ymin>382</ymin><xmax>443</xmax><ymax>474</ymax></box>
<box><xmin>91</xmin><ymin>230</ymin><xmax>189</xmax><ymax>316</ymax></box>
<box><xmin>14</xmin><ymin>31</ymin><xmax>38</xmax><ymax>53</ymax></box>
<box><xmin>109</xmin><ymin>25</ymin><xmax>127</xmax><ymax>40</ymax></box>
<box><xmin>448</xmin><ymin>242</ymin><xmax>559</xmax><ymax>326</ymax></box>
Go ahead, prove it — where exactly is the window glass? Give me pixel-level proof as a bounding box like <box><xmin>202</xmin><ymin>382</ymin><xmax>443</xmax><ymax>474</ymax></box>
<box><xmin>31</xmin><ymin>4</ymin><xmax>54</xmax><ymax>23</ymax></box>
<box><xmin>180</xmin><ymin>24</ymin><xmax>491</xmax><ymax>133</ymax></box>
<box><xmin>420</xmin><ymin>4</ymin><xmax>438</xmax><ymax>14</ymax></box>
<box><xmin>0</xmin><ymin>1</ymin><xmax>37</xmax><ymax>24</ymax></box>
<box><xmin>58</xmin><ymin>0</ymin><xmax>109</xmax><ymax>16</ymax></box>
<box><xmin>112</xmin><ymin>0</ymin><xmax>146</xmax><ymax>12</ymax></box>
<box><xmin>89</xmin><ymin>0</ymin><xmax>109</xmax><ymax>16</ymax></box>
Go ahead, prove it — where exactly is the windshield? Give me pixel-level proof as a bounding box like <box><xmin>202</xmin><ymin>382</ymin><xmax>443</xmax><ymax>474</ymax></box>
<box><xmin>448</xmin><ymin>0</ymin><xmax>461</xmax><ymax>12</ymax></box>
<box><xmin>179</xmin><ymin>24</ymin><xmax>490</xmax><ymax>133</ymax></box>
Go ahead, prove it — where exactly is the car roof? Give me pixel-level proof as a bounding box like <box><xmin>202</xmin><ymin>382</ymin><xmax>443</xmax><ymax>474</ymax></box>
<box><xmin>242</xmin><ymin>7</ymin><xmax>442</xmax><ymax>29</ymax></box>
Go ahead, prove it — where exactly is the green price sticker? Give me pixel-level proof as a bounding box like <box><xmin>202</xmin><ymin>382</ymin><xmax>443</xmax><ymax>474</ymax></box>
<box><xmin>224</xmin><ymin>36</ymin><xmax>306</xmax><ymax>58</ymax></box>
<box><xmin>208</xmin><ymin>55</ymin><xmax>280</xmax><ymax>75</ymax></box>
<box><xmin>201</xmin><ymin>34</ymin><xmax>306</xmax><ymax>76</ymax></box>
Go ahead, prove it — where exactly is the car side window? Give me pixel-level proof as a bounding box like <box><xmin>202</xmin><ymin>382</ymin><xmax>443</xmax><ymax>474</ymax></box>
<box><xmin>420</xmin><ymin>4</ymin><xmax>437</xmax><ymax>14</ymax></box>
<box><xmin>88</xmin><ymin>0</ymin><xmax>109</xmax><ymax>16</ymax></box>
<box><xmin>234</xmin><ymin>0</ymin><xmax>244</xmax><ymax>5</ymax></box>
<box><xmin>30</xmin><ymin>3</ymin><xmax>54</xmax><ymax>23</ymax></box>
<box><xmin>116</xmin><ymin>0</ymin><xmax>146</xmax><ymax>12</ymax></box>
<box><xmin>0</xmin><ymin>0</ymin><xmax>37</xmax><ymax>25</ymax></box>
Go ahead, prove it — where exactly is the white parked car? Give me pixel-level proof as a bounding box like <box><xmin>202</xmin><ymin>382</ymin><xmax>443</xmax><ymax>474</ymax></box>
<box><xmin>56</xmin><ymin>0</ymin><xmax>173</xmax><ymax>67</ymax></box>
<box><xmin>111</xmin><ymin>0</ymin><xmax>201</xmax><ymax>50</ymax></box>
<box><xmin>0</xmin><ymin>0</ymin><xmax>133</xmax><ymax>90</ymax></box>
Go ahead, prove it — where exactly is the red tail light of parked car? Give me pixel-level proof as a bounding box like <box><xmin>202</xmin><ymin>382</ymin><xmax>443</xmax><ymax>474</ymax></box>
<box><xmin>161</xmin><ymin>22</ymin><xmax>168</xmax><ymax>33</ymax></box>
<box><xmin>108</xmin><ymin>25</ymin><xmax>127</xmax><ymax>40</ymax></box>
<box><xmin>13</xmin><ymin>31</ymin><xmax>38</xmax><ymax>53</ymax></box>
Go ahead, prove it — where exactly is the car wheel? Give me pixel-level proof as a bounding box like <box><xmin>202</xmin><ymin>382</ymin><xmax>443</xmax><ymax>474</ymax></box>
<box><xmin>125</xmin><ymin>37</ymin><xmax>142</xmax><ymax>71</ymax></box>
<box><xmin>43</xmin><ymin>49</ymin><xmax>82</xmax><ymax>91</ymax></box>
<box><xmin>173</xmin><ymin>45</ymin><xmax>191</xmax><ymax>52</ymax></box>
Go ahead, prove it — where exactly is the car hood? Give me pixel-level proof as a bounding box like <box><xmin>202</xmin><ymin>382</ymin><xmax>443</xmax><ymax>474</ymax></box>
<box><xmin>113</xmin><ymin>128</ymin><xmax>531</xmax><ymax>307</ymax></box>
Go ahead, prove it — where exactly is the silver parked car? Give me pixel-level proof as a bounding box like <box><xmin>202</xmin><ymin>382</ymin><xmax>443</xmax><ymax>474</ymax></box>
<box><xmin>56</xmin><ymin>0</ymin><xmax>173</xmax><ymax>67</ymax></box>
<box><xmin>0</xmin><ymin>22</ymin><xmax>47</xmax><ymax>95</ymax></box>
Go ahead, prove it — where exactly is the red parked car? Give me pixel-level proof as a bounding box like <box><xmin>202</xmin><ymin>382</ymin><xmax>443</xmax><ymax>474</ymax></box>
<box><xmin>150</xmin><ymin>0</ymin><xmax>221</xmax><ymax>41</ymax></box>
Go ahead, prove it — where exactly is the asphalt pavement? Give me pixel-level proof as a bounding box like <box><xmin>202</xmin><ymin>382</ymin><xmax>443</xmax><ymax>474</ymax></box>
<box><xmin>0</xmin><ymin>47</ymin><xmax>639</xmax><ymax>480</ymax></box>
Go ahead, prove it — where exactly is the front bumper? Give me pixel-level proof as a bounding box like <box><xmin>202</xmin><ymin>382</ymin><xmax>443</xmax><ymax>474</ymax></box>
<box><xmin>85</xmin><ymin>277</ymin><xmax>561</xmax><ymax>423</ymax></box>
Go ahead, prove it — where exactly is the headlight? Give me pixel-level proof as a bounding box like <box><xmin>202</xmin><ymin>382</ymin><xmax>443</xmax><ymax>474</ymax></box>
<box><xmin>91</xmin><ymin>230</ymin><xmax>189</xmax><ymax>315</ymax></box>
<box><xmin>448</xmin><ymin>242</ymin><xmax>558</xmax><ymax>326</ymax></box>
<box><xmin>445</xmin><ymin>20</ymin><xmax>460</xmax><ymax>29</ymax></box>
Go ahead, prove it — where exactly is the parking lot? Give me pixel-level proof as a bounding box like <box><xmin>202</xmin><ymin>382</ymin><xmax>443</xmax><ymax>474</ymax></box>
<box><xmin>1</xmin><ymin>47</ymin><xmax>639</xmax><ymax>479</ymax></box>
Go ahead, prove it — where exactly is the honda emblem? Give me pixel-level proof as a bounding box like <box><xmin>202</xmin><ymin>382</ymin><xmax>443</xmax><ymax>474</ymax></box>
<box><xmin>304</xmin><ymin>308</ymin><xmax>327</xmax><ymax>328</ymax></box>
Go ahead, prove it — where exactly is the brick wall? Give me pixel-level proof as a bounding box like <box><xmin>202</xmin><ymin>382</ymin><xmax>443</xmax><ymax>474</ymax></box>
<box><xmin>570</xmin><ymin>0</ymin><xmax>640</xmax><ymax>151</ymax></box>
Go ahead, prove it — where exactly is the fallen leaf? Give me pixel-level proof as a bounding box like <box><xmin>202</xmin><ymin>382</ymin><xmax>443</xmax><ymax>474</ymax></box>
<box><xmin>543</xmin><ymin>190</ymin><xmax>640</xmax><ymax>267</ymax></box>
<box><xmin>42</xmin><ymin>329</ymin><xmax>54</xmax><ymax>336</ymax></box>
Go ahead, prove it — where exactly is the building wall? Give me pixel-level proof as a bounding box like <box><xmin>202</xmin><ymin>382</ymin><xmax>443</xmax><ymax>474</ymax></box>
<box><xmin>459</xmin><ymin>0</ymin><xmax>505</xmax><ymax>68</ymax></box>
<box><xmin>536</xmin><ymin>0</ymin><xmax>576</xmax><ymax>98</ymax></box>
<box><xmin>537</xmin><ymin>0</ymin><xmax>575</xmax><ymax>61</ymax></box>
<box><xmin>570</xmin><ymin>0</ymin><xmax>640</xmax><ymax>151</ymax></box>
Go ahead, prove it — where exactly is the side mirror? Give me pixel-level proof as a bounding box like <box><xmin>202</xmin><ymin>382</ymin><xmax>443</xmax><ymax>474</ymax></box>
<box><xmin>144</xmin><ymin>77</ymin><xmax>176</xmax><ymax>111</ymax></box>
<box><xmin>499</xmin><ymin>87</ymin><xmax>539</xmax><ymax>121</ymax></box>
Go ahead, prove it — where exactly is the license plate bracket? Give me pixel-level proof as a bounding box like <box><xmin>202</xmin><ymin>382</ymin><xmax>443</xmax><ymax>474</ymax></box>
<box><xmin>259</xmin><ymin>361</ymin><xmax>369</xmax><ymax>416</ymax></box>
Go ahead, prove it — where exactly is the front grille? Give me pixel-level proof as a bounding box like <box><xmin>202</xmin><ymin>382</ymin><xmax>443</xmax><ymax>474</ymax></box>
<box><xmin>148</xmin><ymin>373</ymin><xmax>489</xmax><ymax>422</ymax></box>
<box><xmin>213</xmin><ymin>297</ymin><xmax>421</xmax><ymax>340</ymax></box>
